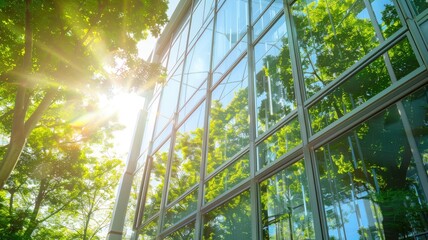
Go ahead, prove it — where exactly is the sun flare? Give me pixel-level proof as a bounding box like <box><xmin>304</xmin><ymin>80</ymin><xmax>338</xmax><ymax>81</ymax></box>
<box><xmin>98</xmin><ymin>91</ymin><xmax>146</xmax><ymax>154</ymax></box>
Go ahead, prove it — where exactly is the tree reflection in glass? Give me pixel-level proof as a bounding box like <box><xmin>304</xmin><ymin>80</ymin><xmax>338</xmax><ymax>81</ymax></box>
<box><xmin>292</xmin><ymin>0</ymin><xmax>402</xmax><ymax>98</ymax></box>
<box><xmin>257</xmin><ymin>118</ymin><xmax>301</xmax><ymax>169</ymax></box>
<box><xmin>203</xmin><ymin>190</ymin><xmax>252</xmax><ymax>240</ymax></box>
<box><xmin>252</xmin><ymin>0</ymin><xmax>284</xmax><ymax>39</ymax></box>
<box><xmin>164</xmin><ymin>221</ymin><xmax>195</xmax><ymax>240</ymax></box>
<box><xmin>260</xmin><ymin>159</ymin><xmax>315</xmax><ymax>239</ymax></box>
<box><xmin>315</xmin><ymin>103</ymin><xmax>428</xmax><ymax>239</ymax></box>
<box><xmin>180</xmin><ymin>22</ymin><xmax>212</xmax><ymax>110</ymax></box>
<box><xmin>205</xmin><ymin>153</ymin><xmax>250</xmax><ymax>203</ymax></box>
<box><xmin>207</xmin><ymin>57</ymin><xmax>249</xmax><ymax>174</ymax></box>
<box><xmin>409</xmin><ymin>0</ymin><xmax>428</xmax><ymax>15</ymax></box>
<box><xmin>213</xmin><ymin>0</ymin><xmax>248</xmax><ymax>67</ymax></box>
<box><xmin>309</xmin><ymin>37</ymin><xmax>419</xmax><ymax>134</ymax></box>
<box><xmin>404</xmin><ymin>86</ymin><xmax>428</xmax><ymax>176</ymax></box>
<box><xmin>143</xmin><ymin>140</ymin><xmax>169</xmax><ymax>222</ymax></box>
<box><xmin>140</xmin><ymin>217</ymin><xmax>158</xmax><ymax>240</ymax></box>
<box><xmin>254</xmin><ymin>16</ymin><xmax>296</xmax><ymax>135</ymax></box>
<box><xmin>169</xmin><ymin>102</ymin><xmax>205</xmax><ymax>204</ymax></box>
<box><xmin>164</xmin><ymin>189</ymin><xmax>198</xmax><ymax>229</ymax></box>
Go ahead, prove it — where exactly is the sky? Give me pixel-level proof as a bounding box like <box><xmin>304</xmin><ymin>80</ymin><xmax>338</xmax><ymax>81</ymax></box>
<box><xmin>138</xmin><ymin>0</ymin><xmax>180</xmax><ymax>60</ymax></box>
<box><xmin>112</xmin><ymin>0</ymin><xmax>181</xmax><ymax>158</ymax></box>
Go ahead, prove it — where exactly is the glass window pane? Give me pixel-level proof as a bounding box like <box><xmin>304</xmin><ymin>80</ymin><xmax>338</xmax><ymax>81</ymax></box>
<box><xmin>189</xmin><ymin>0</ymin><xmax>214</xmax><ymax>47</ymax></box>
<box><xmin>205</xmin><ymin>153</ymin><xmax>250</xmax><ymax>203</ymax></box>
<box><xmin>143</xmin><ymin>140</ymin><xmax>169</xmax><ymax>221</ymax></box>
<box><xmin>155</xmin><ymin>63</ymin><xmax>183</xmax><ymax>136</ymax></box>
<box><xmin>164</xmin><ymin>221</ymin><xmax>195</xmax><ymax>240</ymax></box>
<box><xmin>253</xmin><ymin>1</ymin><xmax>284</xmax><ymax>39</ymax></box>
<box><xmin>136</xmin><ymin>151</ymin><xmax>148</xmax><ymax>176</ymax></box>
<box><xmin>315</xmin><ymin>104</ymin><xmax>428</xmax><ymax>239</ymax></box>
<box><xmin>371</xmin><ymin>0</ymin><xmax>402</xmax><ymax>39</ymax></box>
<box><xmin>164</xmin><ymin>189</ymin><xmax>198</xmax><ymax>229</ymax></box>
<box><xmin>260</xmin><ymin>159</ymin><xmax>315</xmax><ymax>239</ymax></box>
<box><xmin>389</xmin><ymin>37</ymin><xmax>420</xmax><ymax>80</ymax></box>
<box><xmin>213</xmin><ymin>0</ymin><xmax>248</xmax><ymax>67</ymax></box>
<box><xmin>309</xmin><ymin>37</ymin><xmax>420</xmax><ymax>134</ymax></box>
<box><xmin>309</xmin><ymin>57</ymin><xmax>389</xmax><ymax>134</ymax></box>
<box><xmin>140</xmin><ymin>217</ymin><xmax>158</xmax><ymax>240</ymax></box>
<box><xmin>152</xmin><ymin>122</ymin><xmax>172</xmax><ymax>152</ymax></box>
<box><xmin>123</xmin><ymin>166</ymin><xmax>145</xmax><ymax>239</ymax></box>
<box><xmin>403</xmin><ymin>86</ymin><xmax>428</xmax><ymax>176</ymax></box>
<box><xmin>168</xmin><ymin>18</ymin><xmax>189</xmax><ymax>74</ymax></box>
<box><xmin>212</xmin><ymin>38</ymin><xmax>247</xmax><ymax>87</ymax></box>
<box><xmin>140</xmin><ymin>97</ymin><xmax>159</xmax><ymax>155</ymax></box>
<box><xmin>257</xmin><ymin>118</ymin><xmax>301</xmax><ymax>169</ymax></box>
<box><xmin>292</xmin><ymin>0</ymin><xmax>401</xmax><ymax>98</ymax></box>
<box><xmin>178</xmin><ymin>85</ymin><xmax>207</xmax><ymax>123</ymax></box>
<box><xmin>254</xmin><ymin>17</ymin><xmax>295</xmax><ymax>135</ymax></box>
<box><xmin>203</xmin><ymin>190</ymin><xmax>252</xmax><ymax>239</ymax></box>
<box><xmin>180</xmin><ymin>21</ymin><xmax>213</xmax><ymax>109</ymax></box>
<box><xmin>207</xmin><ymin>57</ymin><xmax>249</xmax><ymax>174</ymax></box>
<box><xmin>168</xmin><ymin>102</ymin><xmax>206</xmax><ymax>203</ymax></box>
<box><xmin>421</xmin><ymin>20</ymin><xmax>428</xmax><ymax>46</ymax></box>
<box><xmin>252</xmin><ymin>0</ymin><xmax>272</xmax><ymax>22</ymax></box>
<box><xmin>409</xmin><ymin>0</ymin><xmax>428</xmax><ymax>16</ymax></box>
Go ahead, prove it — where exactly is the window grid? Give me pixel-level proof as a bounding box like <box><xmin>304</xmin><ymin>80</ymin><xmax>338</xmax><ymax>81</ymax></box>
<box><xmin>128</xmin><ymin>0</ymin><xmax>428</xmax><ymax>239</ymax></box>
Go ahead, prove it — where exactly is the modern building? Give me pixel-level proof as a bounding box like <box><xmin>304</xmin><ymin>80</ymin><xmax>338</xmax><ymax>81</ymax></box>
<box><xmin>108</xmin><ymin>0</ymin><xmax>428</xmax><ymax>239</ymax></box>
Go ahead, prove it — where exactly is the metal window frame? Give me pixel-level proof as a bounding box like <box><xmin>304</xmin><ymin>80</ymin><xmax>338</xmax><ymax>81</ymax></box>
<box><xmin>125</xmin><ymin>0</ymin><xmax>428</xmax><ymax>239</ymax></box>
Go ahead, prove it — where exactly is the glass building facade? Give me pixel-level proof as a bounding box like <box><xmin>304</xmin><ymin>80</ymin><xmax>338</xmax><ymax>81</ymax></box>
<box><xmin>117</xmin><ymin>0</ymin><xmax>428</xmax><ymax>239</ymax></box>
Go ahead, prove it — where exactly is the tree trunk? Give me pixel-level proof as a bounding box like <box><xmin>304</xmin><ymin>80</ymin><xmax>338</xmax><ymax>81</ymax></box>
<box><xmin>22</xmin><ymin>178</ymin><xmax>47</xmax><ymax>239</ymax></box>
<box><xmin>0</xmin><ymin>0</ymin><xmax>32</xmax><ymax>190</ymax></box>
<box><xmin>377</xmin><ymin>147</ymin><xmax>412</xmax><ymax>240</ymax></box>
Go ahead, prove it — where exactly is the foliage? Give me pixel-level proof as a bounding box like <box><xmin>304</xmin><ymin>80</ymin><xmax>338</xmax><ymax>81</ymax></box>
<box><xmin>139</xmin><ymin>0</ymin><xmax>428</xmax><ymax>239</ymax></box>
<box><xmin>0</xmin><ymin>101</ymin><xmax>124</xmax><ymax>239</ymax></box>
<box><xmin>0</xmin><ymin>0</ymin><xmax>168</xmax><ymax>188</ymax></box>
<box><xmin>0</xmin><ymin>0</ymin><xmax>168</xmax><ymax>238</ymax></box>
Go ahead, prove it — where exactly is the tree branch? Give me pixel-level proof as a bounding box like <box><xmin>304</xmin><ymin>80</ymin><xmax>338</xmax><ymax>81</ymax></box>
<box><xmin>23</xmin><ymin>88</ymin><xmax>58</xmax><ymax>138</ymax></box>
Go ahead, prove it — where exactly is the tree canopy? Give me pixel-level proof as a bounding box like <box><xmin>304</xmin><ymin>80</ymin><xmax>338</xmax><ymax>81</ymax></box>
<box><xmin>0</xmin><ymin>0</ymin><xmax>168</xmax><ymax>189</ymax></box>
<box><xmin>0</xmin><ymin>0</ymin><xmax>168</xmax><ymax>238</ymax></box>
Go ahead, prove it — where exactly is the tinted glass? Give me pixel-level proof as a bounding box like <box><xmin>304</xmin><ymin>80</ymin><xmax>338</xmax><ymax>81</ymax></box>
<box><xmin>254</xmin><ymin>17</ymin><xmax>295</xmax><ymax>135</ymax></box>
<box><xmin>371</xmin><ymin>0</ymin><xmax>402</xmax><ymax>39</ymax></box>
<box><xmin>212</xmin><ymin>38</ymin><xmax>247</xmax><ymax>87</ymax></box>
<box><xmin>257</xmin><ymin>117</ymin><xmax>301</xmax><ymax>169</ymax></box>
<box><xmin>203</xmin><ymin>190</ymin><xmax>252</xmax><ymax>239</ymax></box>
<box><xmin>409</xmin><ymin>0</ymin><xmax>428</xmax><ymax>15</ymax></box>
<box><xmin>168</xmin><ymin>19</ymin><xmax>190</xmax><ymax>73</ymax></box>
<box><xmin>169</xmin><ymin>102</ymin><xmax>206</xmax><ymax>203</ymax></box>
<box><xmin>154</xmin><ymin>64</ymin><xmax>183</xmax><ymax>136</ymax></box>
<box><xmin>316</xmin><ymin>104</ymin><xmax>428</xmax><ymax>239</ymax></box>
<box><xmin>189</xmin><ymin>0</ymin><xmax>214</xmax><ymax>47</ymax></box>
<box><xmin>260</xmin><ymin>159</ymin><xmax>315</xmax><ymax>239</ymax></box>
<box><xmin>292</xmin><ymin>0</ymin><xmax>401</xmax><ymax>98</ymax></box>
<box><xmin>253</xmin><ymin>1</ymin><xmax>284</xmax><ymax>39</ymax></box>
<box><xmin>207</xmin><ymin>57</ymin><xmax>249</xmax><ymax>174</ymax></box>
<box><xmin>309</xmin><ymin>37</ymin><xmax>419</xmax><ymax>134</ymax></box>
<box><xmin>123</xmin><ymin>166</ymin><xmax>145</xmax><ymax>237</ymax></box>
<box><xmin>164</xmin><ymin>189</ymin><xmax>198</xmax><ymax>229</ymax></box>
<box><xmin>205</xmin><ymin>153</ymin><xmax>250</xmax><ymax>203</ymax></box>
<box><xmin>140</xmin><ymin>98</ymin><xmax>158</xmax><ymax>156</ymax></box>
<box><xmin>213</xmin><ymin>0</ymin><xmax>248</xmax><ymax>67</ymax></box>
<box><xmin>180</xmin><ymin>21</ymin><xmax>213</xmax><ymax>109</ymax></box>
<box><xmin>139</xmin><ymin>217</ymin><xmax>158</xmax><ymax>240</ymax></box>
<box><xmin>164</xmin><ymin>221</ymin><xmax>195</xmax><ymax>240</ymax></box>
<box><xmin>143</xmin><ymin>140</ymin><xmax>169</xmax><ymax>221</ymax></box>
<box><xmin>403</xmin><ymin>86</ymin><xmax>428</xmax><ymax>176</ymax></box>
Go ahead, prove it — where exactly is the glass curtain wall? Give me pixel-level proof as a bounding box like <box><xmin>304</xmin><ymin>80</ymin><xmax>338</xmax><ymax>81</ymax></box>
<box><xmin>124</xmin><ymin>0</ymin><xmax>428</xmax><ymax>239</ymax></box>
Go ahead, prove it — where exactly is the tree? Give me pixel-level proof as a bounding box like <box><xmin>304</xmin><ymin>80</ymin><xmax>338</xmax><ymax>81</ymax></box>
<box><xmin>0</xmin><ymin>0</ymin><xmax>168</xmax><ymax>189</ymax></box>
<box><xmin>0</xmin><ymin>97</ymin><xmax>124</xmax><ymax>239</ymax></box>
<box><xmin>289</xmin><ymin>0</ymin><xmax>427</xmax><ymax>239</ymax></box>
<box><xmin>69</xmin><ymin>158</ymin><xmax>123</xmax><ymax>240</ymax></box>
